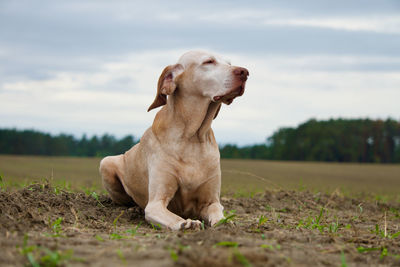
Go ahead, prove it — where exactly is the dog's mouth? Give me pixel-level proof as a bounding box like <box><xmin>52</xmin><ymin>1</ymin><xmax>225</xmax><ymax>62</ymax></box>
<box><xmin>213</xmin><ymin>84</ymin><xmax>245</xmax><ymax>105</ymax></box>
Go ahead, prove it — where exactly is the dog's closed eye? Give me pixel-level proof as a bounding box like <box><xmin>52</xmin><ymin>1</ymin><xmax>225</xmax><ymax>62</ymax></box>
<box><xmin>202</xmin><ymin>59</ymin><xmax>216</xmax><ymax>65</ymax></box>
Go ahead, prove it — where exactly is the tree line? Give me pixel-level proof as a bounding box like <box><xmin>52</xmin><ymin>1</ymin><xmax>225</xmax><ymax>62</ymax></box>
<box><xmin>0</xmin><ymin>129</ymin><xmax>137</xmax><ymax>157</ymax></box>
<box><xmin>1</xmin><ymin>118</ymin><xmax>400</xmax><ymax>162</ymax></box>
<box><xmin>220</xmin><ymin>118</ymin><xmax>400</xmax><ymax>163</ymax></box>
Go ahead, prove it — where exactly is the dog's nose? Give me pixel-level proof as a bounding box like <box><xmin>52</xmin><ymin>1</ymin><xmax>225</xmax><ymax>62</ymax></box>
<box><xmin>233</xmin><ymin>67</ymin><xmax>249</xmax><ymax>81</ymax></box>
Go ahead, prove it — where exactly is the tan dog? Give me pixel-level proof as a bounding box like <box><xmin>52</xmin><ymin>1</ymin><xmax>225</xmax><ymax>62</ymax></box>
<box><xmin>99</xmin><ymin>51</ymin><xmax>249</xmax><ymax>230</ymax></box>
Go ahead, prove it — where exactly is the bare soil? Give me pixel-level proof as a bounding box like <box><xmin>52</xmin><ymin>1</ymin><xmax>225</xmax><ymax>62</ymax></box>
<box><xmin>1</xmin><ymin>183</ymin><xmax>400</xmax><ymax>266</ymax></box>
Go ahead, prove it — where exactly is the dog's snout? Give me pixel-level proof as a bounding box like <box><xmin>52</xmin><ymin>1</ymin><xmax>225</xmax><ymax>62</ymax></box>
<box><xmin>233</xmin><ymin>67</ymin><xmax>249</xmax><ymax>81</ymax></box>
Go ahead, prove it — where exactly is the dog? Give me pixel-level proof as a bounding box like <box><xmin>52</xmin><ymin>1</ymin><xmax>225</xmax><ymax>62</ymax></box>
<box><xmin>99</xmin><ymin>51</ymin><xmax>249</xmax><ymax>230</ymax></box>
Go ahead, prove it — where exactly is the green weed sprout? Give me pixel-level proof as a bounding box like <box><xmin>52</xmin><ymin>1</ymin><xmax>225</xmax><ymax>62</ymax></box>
<box><xmin>372</xmin><ymin>224</ymin><xmax>400</xmax><ymax>239</ymax></box>
<box><xmin>214</xmin><ymin>241</ymin><xmax>239</xmax><ymax>248</ymax></box>
<box><xmin>18</xmin><ymin>234</ymin><xmax>82</xmax><ymax>266</ymax></box>
<box><xmin>215</xmin><ymin>210</ymin><xmax>236</xmax><ymax>227</ymax></box>
<box><xmin>233</xmin><ymin>249</ymin><xmax>252</xmax><ymax>267</ymax></box>
<box><xmin>340</xmin><ymin>251</ymin><xmax>348</xmax><ymax>267</ymax></box>
<box><xmin>168</xmin><ymin>248</ymin><xmax>178</xmax><ymax>262</ymax></box>
<box><xmin>116</xmin><ymin>249</ymin><xmax>126</xmax><ymax>264</ymax></box>
<box><xmin>47</xmin><ymin>217</ymin><xmax>64</xmax><ymax>237</ymax></box>
<box><xmin>150</xmin><ymin>222</ymin><xmax>162</xmax><ymax>230</ymax></box>
<box><xmin>126</xmin><ymin>222</ymin><xmax>142</xmax><ymax>236</ymax></box>
<box><xmin>258</xmin><ymin>214</ymin><xmax>268</xmax><ymax>228</ymax></box>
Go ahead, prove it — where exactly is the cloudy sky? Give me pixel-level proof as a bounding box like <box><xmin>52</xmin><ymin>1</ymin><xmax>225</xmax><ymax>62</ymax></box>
<box><xmin>1</xmin><ymin>0</ymin><xmax>399</xmax><ymax>145</ymax></box>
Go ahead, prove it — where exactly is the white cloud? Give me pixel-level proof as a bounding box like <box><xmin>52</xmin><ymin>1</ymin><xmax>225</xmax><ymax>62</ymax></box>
<box><xmin>197</xmin><ymin>8</ymin><xmax>400</xmax><ymax>34</ymax></box>
<box><xmin>265</xmin><ymin>16</ymin><xmax>400</xmax><ymax>34</ymax></box>
<box><xmin>2</xmin><ymin>49</ymin><xmax>399</xmax><ymax>145</ymax></box>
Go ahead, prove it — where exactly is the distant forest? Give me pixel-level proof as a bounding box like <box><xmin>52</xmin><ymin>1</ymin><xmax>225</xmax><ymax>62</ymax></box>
<box><xmin>1</xmin><ymin>118</ymin><xmax>400</xmax><ymax>163</ymax></box>
<box><xmin>0</xmin><ymin>130</ymin><xmax>137</xmax><ymax>157</ymax></box>
<box><xmin>220</xmin><ymin>118</ymin><xmax>400</xmax><ymax>163</ymax></box>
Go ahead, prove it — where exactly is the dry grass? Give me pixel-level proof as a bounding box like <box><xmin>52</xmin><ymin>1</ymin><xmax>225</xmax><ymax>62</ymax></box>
<box><xmin>0</xmin><ymin>155</ymin><xmax>399</xmax><ymax>199</ymax></box>
<box><xmin>0</xmin><ymin>155</ymin><xmax>102</xmax><ymax>189</ymax></box>
<box><xmin>221</xmin><ymin>159</ymin><xmax>400</xmax><ymax>199</ymax></box>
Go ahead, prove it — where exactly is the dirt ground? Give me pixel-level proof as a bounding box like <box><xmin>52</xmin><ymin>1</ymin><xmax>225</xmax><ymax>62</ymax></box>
<box><xmin>1</xmin><ymin>182</ymin><xmax>400</xmax><ymax>266</ymax></box>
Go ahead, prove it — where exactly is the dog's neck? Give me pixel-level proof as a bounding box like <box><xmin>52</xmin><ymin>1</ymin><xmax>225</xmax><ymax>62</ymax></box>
<box><xmin>152</xmin><ymin>93</ymin><xmax>221</xmax><ymax>143</ymax></box>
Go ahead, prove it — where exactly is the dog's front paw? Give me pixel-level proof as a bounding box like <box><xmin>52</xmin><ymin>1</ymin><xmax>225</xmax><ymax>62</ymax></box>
<box><xmin>208</xmin><ymin>212</ymin><xmax>225</xmax><ymax>227</ymax></box>
<box><xmin>179</xmin><ymin>219</ymin><xmax>202</xmax><ymax>230</ymax></box>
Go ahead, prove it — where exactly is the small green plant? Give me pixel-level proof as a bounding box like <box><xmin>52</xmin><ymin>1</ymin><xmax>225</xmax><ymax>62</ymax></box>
<box><xmin>116</xmin><ymin>249</ymin><xmax>126</xmax><ymax>264</ymax></box>
<box><xmin>18</xmin><ymin>234</ymin><xmax>37</xmax><ymax>258</ymax></box>
<box><xmin>40</xmin><ymin>248</ymin><xmax>75</xmax><ymax>266</ymax></box>
<box><xmin>277</xmin><ymin>208</ymin><xmax>289</xmax><ymax>213</ymax></box>
<box><xmin>108</xmin><ymin>211</ymin><xmax>130</xmax><ymax>240</ymax></box>
<box><xmin>178</xmin><ymin>243</ymin><xmax>190</xmax><ymax>251</ymax></box>
<box><xmin>258</xmin><ymin>214</ymin><xmax>268</xmax><ymax>228</ymax></box>
<box><xmin>372</xmin><ymin>224</ymin><xmax>385</xmax><ymax>237</ymax></box>
<box><xmin>95</xmin><ymin>235</ymin><xmax>104</xmax><ymax>241</ymax></box>
<box><xmin>233</xmin><ymin>249</ymin><xmax>252</xmax><ymax>267</ymax></box>
<box><xmin>340</xmin><ymin>251</ymin><xmax>348</xmax><ymax>267</ymax></box>
<box><xmin>391</xmin><ymin>231</ymin><xmax>400</xmax><ymax>239</ymax></box>
<box><xmin>18</xmin><ymin>234</ymin><xmax>81</xmax><ymax>266</ymax></box>
<box><xmin>168</xmin><ymin>248</ymin><xmax>179</xmax><ymax>262</ymax></box>
<box><xmin>83</xmin><ymin>187</ymin><xmax>105</xmax><ymax>207</ymax></box>
<box><xmin>328</xmin><ymin>217</ymin><xmax>339</xmax><ymax>233</ymax></box>
<box><xmin>126</xmin><ymin>222</ymin><xmax>142</xmax><ymax>236</ymax></box>
<box><xmin>252</xmin><ymin>214</ymin><xmax>269</xmax><ymax>232</ymax></box>
<box><xmin>375</xmin><ymin>195</ymin><xmax>389</xmax><ymax>203</ymax></box>
<box><xmin>314</xmin><ymin>207</ymin><xmax>324</xmax><ymax>226</ymax></box>
<box><xmin>83</xmin><ymin>186</ymin><xmax>95</xmax><ymax>196</ymax></box>
<box><xmin>389</xmin><ymin>207</ymin><xmax>400</xmax><ymax>218</ymax></box>
<box><xmin>214</xmin><ymin>241</ymin><xmax>239</xmax><ymax>248</ymax></box>
<box><xmin>46</xmin><ymin>217</ymin><xmax>64</xmax><ymax>237</ymax></box>
<box><xmin>351</xmin><ymin>203</ymin><xmax>364</xmax><ymax>221</ymax></box>
<box><xmin>212</xmin><ymin>241</ymin><xmax>250</xmax><ymax>266</ymax></box>
<box><xmin>0</xmin><ymin>174</ymin><xmax>4</xmax><ymax>190</ymax></box>
<box><xmin>260</xmin><ymin>244</ymin><xmax>281</xmax><ymax>250</ymax></box>
<box><xmin>53</xmin><ymin>185</ymin><xmax>64</xmax><ymax>195</ymax></box>
<box><xmin>91</xmin><ymin>191</ymin><xmax>105</xmax><ymax>207</ymax></box>
<box><xmin>357</xmin><ymin>246</ymin><xmax>381</xmax><ymax>253</ymax></box>
<box><xmin>110</xmin><ymin>233</ymin><xmax>125</xmax><ymax>240</ymax></box>
<box><xmin>357</xmin><ymin>246</ymin><xmax>390</xmax><ymax>259</ymax></box>
<box><xmin>298</xmin><ymin>179</ymin><xmax>306</xmax><ymax>191</ymax></box>
<box><xmin>150</xmin><ymin>222</ymin><xmax>162</xmax><ymax>230</ymax></box>
<box><xmin>113</xmin><ymin>211</ymin><xmax>124</xmax><ymax>230</ymax></box>
<box><xmin>215</xmin><ymin>210</ymin><xmax>236</xmax><ymax>227</ymax></box>
<box><xmin>167</xmin><ymin>243</ymin><xmax>190</xmax><ymax>263</ymax></box>
<box><xmin>264</xmin><ymin>204</ymin><xmax>272</xmax><ymax>212</ymax></box>
<box><xmin>380</xmin><ymin>247</ymin><xmax>388</xmax><ymax>259</ymax></box>
<box><xmin>358</xmin><ymin>203</ymin><xmax>363</xmax><ymax>214</ymax></box>
<box><xmin>297</xmin><ymin>207</ymin><xmax>327</xmax><ymax>233</ymax></box>
<box><xmin>372</xmin><ymin>224</ymin><xmax>400</xmax><ymax>239</ymax></box>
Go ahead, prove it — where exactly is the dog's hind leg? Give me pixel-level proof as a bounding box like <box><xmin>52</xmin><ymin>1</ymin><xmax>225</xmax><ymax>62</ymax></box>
<box><xmin>99</xmin><ymin>155</ymin><xmax>134</xmax><ymax>206</ymax></box>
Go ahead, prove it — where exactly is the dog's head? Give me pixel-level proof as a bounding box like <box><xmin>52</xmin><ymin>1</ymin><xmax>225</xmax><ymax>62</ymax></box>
<box><xmin>148</xmin><ymin>51</ymin><xmax>249</xmax><ymax>112</ymax></box>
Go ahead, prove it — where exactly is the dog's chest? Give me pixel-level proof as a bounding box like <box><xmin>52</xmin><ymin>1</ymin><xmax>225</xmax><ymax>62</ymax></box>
<box><xmin>176</xmin><ymin>162</ymin><xmax>211</xmax><ymax>191</ymax></box>
<box><xmin>171</xmin><ymin>159</ymin><xmax>219</xmax><ymax>215</ymax></box>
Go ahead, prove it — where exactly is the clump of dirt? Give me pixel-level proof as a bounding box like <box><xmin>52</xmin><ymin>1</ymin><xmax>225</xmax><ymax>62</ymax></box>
<box><xmin>0</xmin><ymin>183</ymin><xmax>142</xmax><ymax>234</ymax></box>
<box><xmin>1</xmin><ymin>183</ymin><xmax>399</xmax><ymax>266</ymax></box>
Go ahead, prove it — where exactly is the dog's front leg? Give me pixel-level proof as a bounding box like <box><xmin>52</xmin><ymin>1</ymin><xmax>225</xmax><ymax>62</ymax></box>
<box><xmin>145</xmin><ymin>201</ymin><xmax>201</xmax><ymax>230</ymax></box>
<box><xmin>200</xmin><ymin>202</ymin><xmax>225</xmax><ymax>226</ymax></box>
<box><xmin>144</xmin><ymin>172</ymin><xmax>201</xmax><ymax>230</ymax></box>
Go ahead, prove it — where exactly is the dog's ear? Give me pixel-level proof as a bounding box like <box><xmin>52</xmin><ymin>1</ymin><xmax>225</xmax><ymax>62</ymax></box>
<box><xmin>148</xmin><ymin>64</ymin><xmax>184</xmax><ymax>112</ymax></box>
